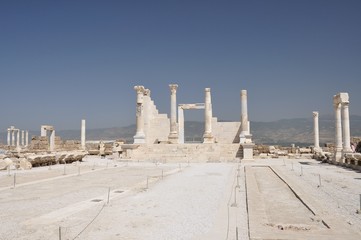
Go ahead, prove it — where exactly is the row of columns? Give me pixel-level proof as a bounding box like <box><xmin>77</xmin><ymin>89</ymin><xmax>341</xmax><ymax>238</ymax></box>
<box><xmin>133</xmin><ymin>85</ymin><xmax>252</xmax><ymax>145</ymax></box>
<box><xmin>334</xmin><ymin>93</ymin><xmax>352</xmax><ymax>161</ymax></box>
<box><xmin>133</xmin><ymin>85</ymin><xmax>216</xmax><ymax>144</ymax></box>
<box><xmin>312</xmin><ymin>92</ymin><xmax>352</xmax><ymax>162</ymax></box>
<box><xmin>7</xmin><ymin>126</ymin><xmax>29</xmax><ymax>148</ymax></box>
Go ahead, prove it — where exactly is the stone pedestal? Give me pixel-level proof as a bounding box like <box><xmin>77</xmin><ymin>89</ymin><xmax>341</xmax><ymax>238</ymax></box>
<box><xmin>242</xmin><ymin>143</ymin><xmax>254</xmax><ymax>160</ymax></box>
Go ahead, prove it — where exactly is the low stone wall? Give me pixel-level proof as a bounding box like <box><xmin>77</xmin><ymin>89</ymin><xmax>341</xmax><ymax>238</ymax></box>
<box><xmin>341</xmin><ymin>153</ymin><xmax>361</xmax><ymax>170</ymax></box>
<box><xmin>122</xmin><ymin>143</ymin><xmax>241</xmax><ymax>162</ymax></box>
<box><xmin>29</xmin><ymin>136</ymin><xmax>82</xmax><ymax>152</ymax></box>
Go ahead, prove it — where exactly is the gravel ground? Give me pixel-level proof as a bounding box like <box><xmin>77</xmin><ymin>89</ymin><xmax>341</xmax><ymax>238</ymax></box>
<box><xmin>0</xmin><ymin>157</ymin><xmax>360</xmax><ymax>240</ymax></box>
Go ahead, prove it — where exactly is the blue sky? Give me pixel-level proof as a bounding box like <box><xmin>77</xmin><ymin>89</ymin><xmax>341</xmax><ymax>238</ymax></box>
<box><xmin>1</xmin><ymin>0</ymin><xmax>360</xmax><ymax>131</ymax></box>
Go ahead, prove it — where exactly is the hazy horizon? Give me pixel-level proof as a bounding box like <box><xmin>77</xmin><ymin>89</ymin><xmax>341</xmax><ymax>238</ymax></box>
<box><xmin>1</xmin><ymin>1</ymin><xmax>360</xmax><ymax>131</ymax></box>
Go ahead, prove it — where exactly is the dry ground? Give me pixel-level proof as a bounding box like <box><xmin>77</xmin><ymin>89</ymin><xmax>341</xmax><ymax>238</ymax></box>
<box><xmin>0</xmin><ymin>156</ymin><xmax>360</xmax><ymax>240</ymax></box>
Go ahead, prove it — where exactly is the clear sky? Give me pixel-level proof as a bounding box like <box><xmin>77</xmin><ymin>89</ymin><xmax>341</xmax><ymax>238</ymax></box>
<box><xmin>1</xmin><ymin>0</ymin><xmax>360</xmax><ymax>131</ymax></box>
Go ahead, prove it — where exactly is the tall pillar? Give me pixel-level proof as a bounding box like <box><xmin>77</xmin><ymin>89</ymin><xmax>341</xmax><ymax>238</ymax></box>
<box><xmin>240</xmin><ymin>90</ymin><xmax>252</xmax><ymax>143</ymax></box>
<box><xmin>81</xmin><ymin>119</ymin><xmax>86</xmax><ymax>150</ymax></box>
<box><xmin>21</xmin><ymin>130</ymin><xmax>25</xmax><ymax>146</ymax></box>
<box><xmin>16</xmin><ymin>130</ymin><xmax>20</xmax><ymax>148</ymax></box>
<box><xmin>50</xmin><ymin>130</ymin><xmax>55</xmax><ymax>151</ymax></box>
<box><xmin>203</xmin><ymin>88</ymin><xmax>214</xmax><ymax>143</ymax></box>
<box><xmin>41</xmin><ymin>126</ymin><xmax>47</xmax><ymax>137</ymax></box>
<box><xmin>7</xmin><ymin>129</ymin><xmax>10</xmax><ymax>146</ymax></box>
<box><xmin>143</xmin><ymin>89</ymin><xmax>152</xmax><ymax>144</ymax></box>
<box><xmin>11</xmin><ymin>130</ymin><xmax>15</xmax><ymax>146</ymax></box>
<box><xmin>313</xmin><ymin>111</ymin><xmax>320</xmax><ymax>152</ymax></box>
<box><xmin>25</xmin><ymin>131</ymin><xmax>29</xmax><ymax>147</ymax></box>
<box><xmin>178</xmin><ymin>106</ymin><xmax>184</xmax><ymax>144</ymax></box>
<box><xmin>340</xmin><ymin>93</ymin><xmax>352</xmax><ymax>154</ymax></box>
<box><xmin>133</xmin><ymin>86</ymin><xmax>146</xmax><ymax>143</ymax></box>
<box><xmin>168</xmin><ymin>84</ymin><xmax>179</xmax><ymax>143</ymax></box>
<box><xmin>333</xmin><ymin>95</ymin><xmax>343</xmax><ymax>162</ymax></box>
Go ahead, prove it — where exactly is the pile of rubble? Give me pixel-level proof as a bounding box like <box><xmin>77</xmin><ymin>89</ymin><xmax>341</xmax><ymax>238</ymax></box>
<box><xmin>0</xmin><ymin>151</ymin><xmax>87</xmax><ymax>170</ymax></box>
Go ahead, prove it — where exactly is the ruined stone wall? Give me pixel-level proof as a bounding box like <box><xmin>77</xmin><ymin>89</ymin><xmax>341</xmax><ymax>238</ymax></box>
<box><xmin>144</xmin><ymin>95</ymin><xmax>170</xmax><ymax>144</ymax></box>
<box><xmin>29</xmin><ymin>136</ymin><xmax>81</xmax><ymax>151</ymax></box>
<box><xmin>29</xmin><ymin>136</ymin><xmax>49</xmax><ymax>151</ymax></box>
<box><xmin>212</xmin><ymin>120</ymin><xmax>241</xmax><ymax>144</ymax></box>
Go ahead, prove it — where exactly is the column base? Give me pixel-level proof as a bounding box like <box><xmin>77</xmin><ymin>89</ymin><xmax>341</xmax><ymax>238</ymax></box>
<box><xmin>333</xmin><ymin>148</ymin><xmax>343</xmax><ymax>164</ymax></box>
<box><xmin>342</xmin><ymin>148</ymin><xmax>353</xmax><ymax>162</ymax></box>
<box><xmin>203</xmin><ymin>132</ymin><xmax>214</xmax><ymax>143</ymax></box>
<box><xmin>168</xmin><ymin>133</ymin><xmax>179</xmax><ymax>144</ymax></box>
<box><xmin>241</xmin><ymin>143</ymin><xmax>254</xmax><ymax>160</ymax></box>
<box><xmin>239</xmin><ymin>133</ymin><xmax>253</xmax><ymax>144</ymax></box>
<box><xmin>134</xmin><ymin>133</ymin><xmax>146</xmax><ymax>144</ymax></box>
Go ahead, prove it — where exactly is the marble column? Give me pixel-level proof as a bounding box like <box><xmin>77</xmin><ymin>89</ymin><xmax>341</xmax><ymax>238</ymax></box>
<box><xmin>16</xmin><ymin>130</ymin><xmax>20</xmax><ymax>148</ymax></box>
<box><xmin>25</xmin><ymin>131</ymin><xmax>29</xmax><ymax>147</ymax></box>
<box><xmin>81</xmin><ymin>119</ymin><xmax>86</xmax><ymax>150</ymax></box>
<box><xmin>203</xmin><ymin>88</ymin><xmax>214</xmax><ymax>143</ymax></box>
<box><xmin>240</xmin><ymin>90</ymin><xmax>252</xmax><ymax>143</ymax></box>
<box><xmin>50</xmin><ymin>130</ymin><xmax>55</xmax><ymax>151</ymax></box>
<box><xmin>21</xmin><ymin>130</ymin><xmax>25</xmax><ymax>146</ymax></box>
<box><xmin>133</xmin><ymin>86</ymin><xmax>146</xmax><ymax>143</ymax></box>
<box><xmin>143</xmin><ymin>89</ymin><xmax>151</xmax><ymax>141</ymax></box>
<box><xmin>333</xmin><ymin>95</ymin><xmax>343</xmax><ymax>162</ymax></box>
<box><xmin>41</xmin><ymin>127</ymin><xmax>47</xmax><ymax>137</ymax></box>
<box><xmin>341</xmin><ymin>95</ymin><xmax>352</xmax><ymax>153</ymax></box>
<box><xmin>178</xmin><ymin>106</ymin><xmax>184</xmax><ymax>144</ymax></box>
<box><xmin>11</xmin><ymin>130</ymin><xmax>15</xmax><ymax>146</ymax></box>
<box><xmin>168</xmin><ymin>84</ymin><xmax>178</xmax><ymax>143</ymax></box>
<box><xmin>313</xmin><ymin>111</ymin><xmax>320</xmax><ymax>151</ymax></box>
<box><xmin>7</xmin><ymin>129</ymin><xmax>10</xmax><ymax>146</ymax></box>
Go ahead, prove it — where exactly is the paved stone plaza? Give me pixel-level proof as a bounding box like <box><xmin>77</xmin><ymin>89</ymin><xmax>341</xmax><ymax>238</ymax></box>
<box><xmin>0</xmin><ymin>156</ymin><xmax>360</xmax><ymax>240</ymax></box>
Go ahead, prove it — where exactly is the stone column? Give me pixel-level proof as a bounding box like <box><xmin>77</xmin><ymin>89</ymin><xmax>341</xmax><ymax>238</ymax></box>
<box><xmin>21</xmin><ymin>130</ymin><xmax>25</xmax><ymax>146</ymax></box>
<box><xmin>81</xmin><ymin>119</ymin><xmax>86</xmax><ymax>150</ymax></box>
<box><xmin>16</xmin><ymin>130</ymin><xmax>20</xmax><ymax>148</ymax></box>
<box><xmin>240</xmin><ymin>90</ymin><xmax>252</xmax><ymax>143</ymax></box>
<box><xmin>25</xmin><ymin>131</ymin><xmax>29</xmax><ymax>147</ymax></box>
<box><xmin>41</xmin><ymin>126</ymin><xmax>47</xmax><ymax>137</ymax></box>
<box><xmin>7</xmin><ymin>129</ymin><xmax>10</xmax><ymax>146</ymax></box>
<box><xmin>333</xmin><ymin>95</ymin><xmax>343</xmax><ymax>162</ymax></box>
<box><xmin>143</xmin><ymin>89</ymin><xmax>151</xmax><ymax>143</ymax></box>
<box><xmin>313</xmin><ymin>111</ymin><xmax>320</xmax><ymax>152</ymax></box>
<box><xmin>11</xmin><ymin>130</ymin><xmax>15</xmax><ymax>146</ymax></box>
<box><xmin>203</xmin><ymin>88</ymin><xmax>214</xmax><ymax>143</ymax></box>
<box><xmin>133</xmin><ymin>86</ymin><xmax>146</xmax><ymax>143</ymax></box>
<box><xmin>340</xmin><ymin>93</ymin><xmax>352</xmax><ymax>153</ymax></box>
<box><xmin>178</xmin><ymin>106</ymin><xmax>184</xmax><ymax>144</ymax></box>
<box><xmin>50</xmin><ymin>130</ymin><xmax>55</xmax><ymax>151</ymax></box>
<box><xmin>168</xmin><ymin>84</ymin><xmax>179</xmax><ymax>143</ymax></box>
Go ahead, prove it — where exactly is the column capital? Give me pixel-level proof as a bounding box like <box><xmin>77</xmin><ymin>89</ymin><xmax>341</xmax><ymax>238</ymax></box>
<box><xmin>169</xmin><ymin>84</ymin><xmax>178</xmax><ymax>94</ymax></box>
<box><xmin>241</xmin><ymin>89</ymin><xmax>247</xmax><ymax>96</ymax></box>
<box><xmin>341</xmin><ymin>101</ymin><xmax>350</xmax><ymax>107</ymax></box>
<box><xmin>339</xmin><ymin>92</ymin><xmax>349</xmax><ymax>104</ymax></box>
<box><xmin>144</xmin><ymin>89</ymin><xmax>151</xmax><ymax>96</ymax></box>
<box><xmin>205</xmin><ymin>87</ymin><xmax>211</xmax><ymax>92</ymax></box>
<box><xmin>312</xmin><ymin>111</ymin><xmax>319</xmax><ymax>118</ymax></box>
<box><xmin>134</xmin><ymin>85</ymin><xmax>145</xmax><ymax>94</ymax></box>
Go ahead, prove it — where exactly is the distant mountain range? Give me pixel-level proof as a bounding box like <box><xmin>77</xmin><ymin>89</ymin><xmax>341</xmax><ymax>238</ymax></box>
<box><xmin>1</xmin><ymin>115</ymin><xmax>361</xmax><ymax>147</ymax></box>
